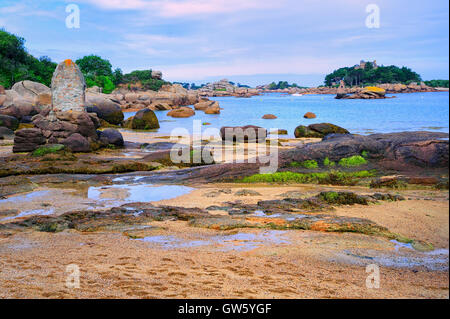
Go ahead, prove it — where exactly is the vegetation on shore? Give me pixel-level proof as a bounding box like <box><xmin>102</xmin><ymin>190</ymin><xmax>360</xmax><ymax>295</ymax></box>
<box><xmin>424</xmin><ymin>79</ymin><xmax>449</xmax><ymax>88</ymax></box>
<box><xmin>0</xmin><ymin>29</ymin><xmax>56</xmax><ymax>88</ymax></box>
<box><xmin>238</xmin><ymin>170</ymin><xmax>377</xmax><ymax>185</ymax></box>
<box><xmin>267</xmin><ymin>81</ymin><xmax>308</xmax><ymax>90</ymax></box>
<box><xmin>324</xmin><ymin>62</ymin><xmax>422</xmax><ymax>87</ymax></box>
<box><xmin>0</xmin><ymin>29</ymin><xmax>168</xmax><ymax>92</ymax></box>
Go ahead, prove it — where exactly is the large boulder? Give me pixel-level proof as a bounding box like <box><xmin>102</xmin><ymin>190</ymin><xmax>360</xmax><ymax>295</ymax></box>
<box><xmin>294</xmin><ymin>123</ymin><xmax>349</xmax><ymax>138</ymax></box>
<box><xmin>0</xmin><ymin>114</ymin><xmax>19</xmax><ymax>131</ymax></box>
<box><xmin>13</xmin><ymin>128</ymin><xmax>46</xmax><ymax>152</ymax></box>
<box><xmin>98</xmin><ymin>128</ymin><xmax>124</xmax><ymax>147</ymax></box>
<box><xmin>86</xmin><ymin>94</ymin><xmax>124</xmax><ymax>125</ymax></box>
<box><xmin>282</xmin><ymin>131</ymin><xmax>449</xmax><ymax>170</ymax></box>
<box><xmin>11</xmin><ymin>80</ymin><xmax>50</xmax><ymax>101</ymax></box>
<box><xmin>167</xmin><ymin>107</ymin><xmax>195</xmax><ymax>118</ymax></box>
<box><xmin>0</xmin><ymin>94</ymin><xmax>6</xmax><ymax>107</ymax></box>
<box><xmin>220</xmin><ymin>125</ymin><xmax>267</xmax><ymax>143</ymax></box>
<box><xmin>124</xmin><ymin>108</ymin><xmax>160</xmax><ymax>130</ymax></box>
<box><xmin>194</xmin><ymin>100</ymin><xmax>218</xmax><ymax>111</ymax></box>
<box><xmin>62</xmin><ymin>133</ymin><xmax>90</xmax><ymax>152</ymax></box>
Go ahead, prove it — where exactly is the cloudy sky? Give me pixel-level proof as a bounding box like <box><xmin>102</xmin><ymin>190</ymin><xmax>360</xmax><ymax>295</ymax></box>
<box><xmin>0</xmin><ymin>0</ymin><xmax>448</xmax><ymax>86</ymax></box>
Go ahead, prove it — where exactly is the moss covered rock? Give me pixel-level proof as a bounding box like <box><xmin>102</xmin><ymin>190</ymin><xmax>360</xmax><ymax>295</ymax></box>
<box><xmin>125</xmin><ymin>108</ymin><xmax>160</xmax><ymax>130</ymax></box>
<box><xmin>294</xmin><ymin>123</ymin><xmax>349</xmax><ymax>138</ymax></box>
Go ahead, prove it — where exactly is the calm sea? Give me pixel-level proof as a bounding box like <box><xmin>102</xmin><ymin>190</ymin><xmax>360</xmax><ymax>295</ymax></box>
<box><xmin>124</xmin><ymin>92</ymin><xmax>449</xmax><ymax>137</ymax></box>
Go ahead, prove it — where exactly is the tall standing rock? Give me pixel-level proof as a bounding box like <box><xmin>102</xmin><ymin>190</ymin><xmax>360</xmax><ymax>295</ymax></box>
<box><xmin>51</xmin><ymin>59</ymin><xmax>86</xmax><ymax>112</ymax></box>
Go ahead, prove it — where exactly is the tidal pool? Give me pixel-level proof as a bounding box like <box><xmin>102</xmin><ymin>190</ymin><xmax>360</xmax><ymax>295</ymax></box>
<box><xmin>88</xmin><ymin>183</ymin><xmax>193</xmax><ymax>203</ymax></box>
<box><xmin>135</xmin><ymin>230</ymin><xmax>291</xmax><ymax>252</ymax></box>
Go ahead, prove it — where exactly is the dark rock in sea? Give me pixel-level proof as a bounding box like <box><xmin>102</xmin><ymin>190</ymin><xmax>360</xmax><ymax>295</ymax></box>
<box><xmin>294</xmin><ymin>123</ymin><xmax>349</xmax><ymax>138</ymax></box>
<box><xmin>124</xmin><ymin>108</ymin><xmax>160</xmax><ymax>130</ymax></box>
<box><xmin>220</xmin><ymin>125</ymin><xmax>267</xmax><ymax>143</ymax></box>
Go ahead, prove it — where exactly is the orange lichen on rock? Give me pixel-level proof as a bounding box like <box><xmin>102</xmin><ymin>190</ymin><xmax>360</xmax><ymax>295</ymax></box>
<box><xmin>309</xmin><ymin>221</ymin><xmax>332</xmax><ymax>231</ymax></box>
<box><xmin>64</xmin><ymin>59</ymin><xmax>74</xmax><ymax>66</ymax></box>
<box><xmin>246</xmin><ymin>217</ymin><xmax>287</xmax><ymax>226</ymax></box>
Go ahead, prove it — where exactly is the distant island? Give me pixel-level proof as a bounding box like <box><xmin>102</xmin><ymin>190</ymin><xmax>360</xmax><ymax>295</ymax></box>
<box><xmin>324</xmin><ymin>60</ymin><xmax>448</xmax><ymax>88</ymax></box>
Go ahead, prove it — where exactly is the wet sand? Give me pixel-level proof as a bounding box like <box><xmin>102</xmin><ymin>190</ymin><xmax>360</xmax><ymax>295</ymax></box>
<box><xmin>0</xmin><ymin>181</ymin><xmax>448</xmax><ymax>299</ymax></box>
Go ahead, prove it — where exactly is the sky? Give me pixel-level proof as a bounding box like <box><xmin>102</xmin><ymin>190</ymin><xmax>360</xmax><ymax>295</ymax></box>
<box><xmin>0</xmin><ymin>0</ymin><xmax>448</xmax><ymax>87</ymax></box>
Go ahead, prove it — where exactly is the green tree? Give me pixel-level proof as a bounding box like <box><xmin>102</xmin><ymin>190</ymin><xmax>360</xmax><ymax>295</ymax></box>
<box><xmin>0</xmin><ymin>29</ymin><xmax>27</xmax><ymax>87</ymax></box>
<box><xmin>75</xmin><ymin>55</ymin><xmax>113</xmax><ymax>77</ymax></box>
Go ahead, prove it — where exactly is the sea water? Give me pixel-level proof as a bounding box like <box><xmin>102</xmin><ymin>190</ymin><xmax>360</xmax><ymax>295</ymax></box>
<box><xmin>124</xmin><ymin>92</ymin><xmax>449</xmax><ymax>137</ymax></box>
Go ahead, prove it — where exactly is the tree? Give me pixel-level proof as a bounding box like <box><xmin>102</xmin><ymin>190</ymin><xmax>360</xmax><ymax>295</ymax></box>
<box><xmin>0</xmin><ymin>29</ymin><xmax>27</xmax><ymax>87</ymax></box>
<box><xmin>75</xmin><ymin>55</ymin><xmax>113</xmax><ymax>77</ymax></box>
<box><xmin>324</xmin><ymin>62</ymin><xmax>422</xmax><ymax>86</ymax></box>
<box><xmin>0</xmin><ymin>29</ymin><xmax>57</xmax><ymax>88</ymax></box>
<box><xmin>112</xmin><ymin>68</ymin><xmax>123</xmax><ymax>85</ymax></box>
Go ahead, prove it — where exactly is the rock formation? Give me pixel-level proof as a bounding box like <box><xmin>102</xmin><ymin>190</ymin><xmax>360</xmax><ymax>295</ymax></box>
<box><xmin>12</xmin><ymin>59</ymin><xmax>123</xmax><ymax>153</ymax></box>
<box><xmin>51</xmin><ymin>59</ymin><xmax>86</xmax><ymax>112</ymax></box>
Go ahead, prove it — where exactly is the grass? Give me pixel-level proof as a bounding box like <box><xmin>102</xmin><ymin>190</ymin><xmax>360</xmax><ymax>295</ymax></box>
<box><xmin>239</xmin><ymin>170</ymin><xmax>377</xmax><ymax>186</ymax></box>
<box><xmin>323</xmin><ymin>157</ymin><xmax>335</xmax><ymax>167</ymax></box>
<box><xmin>289</xmin><ymin>160</ymin><xmax>319</xmax><ymax>169</ymax></box>
<box><xmin>338</xmin><ymin>155</ymin><xmax>368</xmax><ymax>167</ymax></box>
<box><xmin>31</xmin><ymin>144</ymin><xmax>65</xmax><ymax>157</ymax></box>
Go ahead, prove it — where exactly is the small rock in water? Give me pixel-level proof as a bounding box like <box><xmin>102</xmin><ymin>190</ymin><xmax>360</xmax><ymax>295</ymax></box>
<box><xmin>303</xmin><ymin>112</ymin><xmax>317</xmax><ymax>119</ymax></box>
